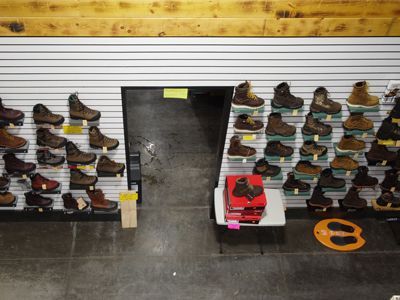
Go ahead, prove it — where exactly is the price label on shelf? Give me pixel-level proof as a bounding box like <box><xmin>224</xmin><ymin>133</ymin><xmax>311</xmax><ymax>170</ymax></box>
<box><xmin>292</xmin><ymin>109</ymin><xmax>298</xmax><ymax>116</ymax></box>
<box><xmin>346</xmin><ymin>170</ymin><xmax>351</xmax><ymax>177</ymax></box>
<box><xmin>116</xmin><ymin>173</ymin><xmax>121</xmax><ymax>178</ymax></box>
<box><xmin>82</xmin><ymin>120</ymin><xmax>88</xmax><ymax>126</ymax></box>
<box><xmin>280</xmin><ymin>157</ymin><xmax>285</xmax><ymax>163</ymax></box>
<box><xmin>252</xmin><ymin>110</ymin><xmax>258</xmax><ymax>116</ymax></box>
<box><xmin>314</xmin><ymin>135</ymin><xmax>319</xmax><ymax>142</ymax></box>
<box><xmin>22</xmin><ymin>174</ymin><xmax>27</xmax><ymax>179</ymax></box>
<box><xmin>119</xmin><ymin>191</ymin><xmax>138</xmax><ymax>202</ymax></box>
<box><xmin>294</xmin><ymin>188</ymin><xmax>299</xmax><ymax>195</ymax></box>
<box><xmin>242</xmin><ymin>135</ymin><xmax>256</xmax><ymax>141</ymax></box>
<box><xmin>362</xmin><ymin>132</ymin><xmax>368</xmax><ymax>138</ymax></box>
<box><xmin>313</xmin><ymin>177</ymin><xmax>318</xmax><ymax>182</ymax></box>
<box><xmin>396</xmin><ymin>141</ymin><xmax>400</xmax><ymax>147</ymax></box>
<box><xmin>42</xmin><ymin>184</ymin><xmax>47</xmax><ymax>190</ymax></box>
<box><xmin>382</xmin><ymin>160</ymin><xmax>387</xmax><ymax>166</ymax></box>
<box><xmin>102</xmin><ymin>146</ymin><xmax>108</xmax><ymax>153</ymax></box>
<box><xmin>265</xmin><ymin>176</ymin><xmax>271</xmax><ymax>182</ymax></box>
<box><xmin>63</xmin><ymin>125</ymin><xmax>83</xmax><ymax>134</ymax></box>
<box><xmin>163</xmin><ymin>88</ymin><xmax>188</xmax><ymax>100</ymax></box>
<box><xmin>77</xmin><ymin>197</ymin><xmax>87</xmax><ymax>210</ymax></box>
<box><xmin>313</xmin><ymin>154</ymin><xmax>318</xmax><ymax>161</ymax></box>
<box><xmin>326</xmin><ymin>114</ymin><xmax>332</xmax><ymax>121</ymax></box>
<box><xmin>353</xmin><ymin>153</ymin><xmax>359</xmax><ymax>159</ymax></box>
<box><xmin>242</xmin><ymin>158</ymin><xmax>247</xmax><ymax>163</ymax></box>
<box><xmin>8</xmin><ymin>123</ymin><xmax>15</xmax><ymax>128</ymax></box>
<box><xmin>391</xmin><ymin>187</ymin><xmax>396</xmax><ymax>192</ymax></box>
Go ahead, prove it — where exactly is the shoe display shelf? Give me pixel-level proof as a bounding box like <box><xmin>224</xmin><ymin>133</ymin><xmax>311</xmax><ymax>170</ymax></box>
<box><xmin>344</xmin><ymin>128</ymin><xmax>374</xmax><ymax>138</ymax></box>
<box><xmin>311</xmin><ymin>111</ymin><xmax>342</xmax><ymax>121</ymax></box>
<box><xmin>321</xmin><ymin>186</ymin><xmax>347</xmax><ymax>193</ymax></box>
<box><xmin>231</xmin><ymin>107</ymin><xmax>265</xmax><ymax>115</ymax></box>
<box><xmin>371</xmin><ymin>199</ymin><xmax>400</xmax><ymax>212</ymax></box>
<box><xmin>69</xmin><ymin>119</ymin><xmax>100</xmax><ymax>127</ymax></box>
<box><xmin>333</xmin><ymin>144</ymin><xmax>364</xmax><ymax>159</ymax></box>
<box><xmin>302</xmin><ymin>133</ymin><xmax>332</xmax><ymax>142</ymax></box>
<box><xmin>283</xmin><ymin>189</ymin><xmax>311</xmax><ymax>197</ymax></box>
<box><xmin>260</xmin><ymin>170</ymin><xmax>283</xmax><ymax>182</ymax></box>
<box><xmin>300</xmin><ymin>153</ymin><xmax>328</xmax><ymax>161</ymax></box>
<box><xmin>92</xmin><ymin>206</ymin><xmax>119</xmax><ymax>214</ymax></box>
<box><xmin>347</xmin><ymin>104</ymin><xmax>380</xmax><ymax>113</ymax></box>
<box><xmin>227</xmin><ymin>156</ymin><xmax>257</xmax><ymax>163</ymax></box>
<box><xmin>306</xmin><ymin>200</ymin><xmax>334</xmax><ymax>213</ymax></box>
<box><xmin>233</xmin><ymin>133</ymin><xmax>261</xmax><ymax>141</ymax></box>
<box><xmin>265</xmin><ymin>134</ymin><xmax>296</xmax><ymax>142</ymax></box>
<box><xmin>293</xmin><ymin>170</ymin><xmax>320</xmax><ymax>182</ymax></box>
<box><xmin>0</xmin><ymin>196</ymin><xmax>18</xmax><ymax>208</ymax></box>
<box><xmin>331</xmin><ymin>168</ymin><xmax>357</xmax><ymax>177</ymax></box>
<box><xmin>0</xmin><ymin>141</ymin><xmax>29</xmax><ymax>154</ymax></box>
<box><xmin>97</xmin><ymin>171</ymin><xmax>124</xmax><ymax>178</ymax></box>
<box><xmin>271</xmin><ymin>106</ymin><xmax>303</xmax><ymax>116</ymax></box>
<box><xmin>37</xmin><ymin>163</ymin><xmax>64</xmax><ymax>170</ymax></box>
<box><xmin>64</xmin><ymin>207</ymin><xmax>93</xmax><ymax>215</ymax></box>
<box><xmin>68</xmin><ymin>164</ymin><xmax>96</xmax><ymax>171</ymax></box>
<box><xmin>37</xmin><ymin>145</ymin><xmax>65</xmax><ymax>153</ymax></box>
<box><xmin>264</xmin><ymin>154</ymin><xmax>293</xmax><ymax>162</ymax></box>
<box><xmin>36</xmin><ymin>124</ymin><xmax>62</xmax><ymax>130</ymax></box>
<box><xmin>23</xmin><ymin>202</ymin><xmax>54</xmax><ymax>212</ymax></box>
<box><xmin>0</xmin><ymin>118</ymin><xmax>25</xmax><ymax>127</ymax></box>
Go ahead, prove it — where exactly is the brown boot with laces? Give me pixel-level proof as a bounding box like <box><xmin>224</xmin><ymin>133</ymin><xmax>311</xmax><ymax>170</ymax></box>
<box><xmin>232</xmin><ymin>81</ymin><xmax>265</xmax><ymax>110</ymax></box>
<box><xmin>89</xmin><ymin>126</ymin><xmax>119</xmax><ymax>150</ymax></box>
<box><xmin>0</xmin><ymin>128</ymin><xmax>26</xmax><ymax>149</ymax></box>
<box><xmin>265</xmin><ymin>113</ymin><xmax>296</xmax><ymax>136</ymax></box>
<box><xmin>86</xmin><ymin>189</ymin><xmax>118</xmax><ymax>211</ymax></box>
<box><xmin>69</xmin><ymin>93</ymin><xmax>101</xmax><ymax>121</ymax></box>
<box><xmin>227</xmin><ymin>135</ymin><xmax>256</xmax><ymax>159</ymax></box>
<box><xmin>96</xmin><ymin>155</ymin><xmax>125</xmax><ymax>176</ymax></box>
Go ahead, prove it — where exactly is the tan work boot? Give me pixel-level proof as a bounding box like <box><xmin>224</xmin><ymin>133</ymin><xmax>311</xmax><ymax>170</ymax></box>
<box><xmin>0</xmin><ymin>128</ymin><xmax>26</xmax><ymax>149</ymax></box>
<box><xmin>96</xmin><ymin>156</ymin><xmax>125</xmax><ymax>176</ymax></box>
<box><xmin>337</xmin><ymin>135</ymin><xmax>365</xmax><ymax>152</ymax></box>
<box><xmin>69</xmin><ymin>93</ymin><xmax>101</xmax><ymax>121</ymax></box>
<box><xmin>347</xmin><ymin>81</ymin><xmax>379</xmax><ymax>108</ymax></box>
<box><xmin>33</xmin><ymin>104</ymin><xmax>64</xmax><ymax>126</ymax></box>
<box><xmin>0</xmin><ymin>192</ymin><xmax>15</xmax><ymax>205</ymax></box>
<box><xmin>89</xmin><ymin>126</ymin><xmax>119</xmax><ymax>150</ymax></box>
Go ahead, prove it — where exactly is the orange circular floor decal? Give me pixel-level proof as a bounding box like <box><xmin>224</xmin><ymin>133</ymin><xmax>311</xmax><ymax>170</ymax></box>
<box><xmin>313</xmin><ymin>218</ymin><xmax>366</xmax><ymax>251</ymax></box>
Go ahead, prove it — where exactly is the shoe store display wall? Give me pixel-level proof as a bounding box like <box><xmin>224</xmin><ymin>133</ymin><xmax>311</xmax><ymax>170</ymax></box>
<box><xmin>0</xmin><ymin>37</ymin><xmax>399</xmax><ymax>213</ymax></box>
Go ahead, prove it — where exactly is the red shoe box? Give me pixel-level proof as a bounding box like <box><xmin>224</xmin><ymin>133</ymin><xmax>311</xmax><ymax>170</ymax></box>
<box><xmin>224</xmin><ymin>189</ymin><xmax>264</xmax><ymax>216</ymax></box>
<box><xmin>225</xmin><ymin>175</ymin><xmax>267</xmax><ymax>210</ymax></box>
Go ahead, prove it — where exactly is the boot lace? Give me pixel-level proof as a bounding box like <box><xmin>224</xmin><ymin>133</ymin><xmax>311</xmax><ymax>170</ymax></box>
<box><xmin>2</xmin><ymin>130</ymin><xmax>15</xmax><ymax>141</ymax></box>
<box><xmin>246</xmin><ymin>117</ymin><xmax>255</xmax><ymax>125</ymax></box>
<box><xmin>246</xmin><ymin>82</ymin><xmax>258</xmax><ymax>101</ymax></box>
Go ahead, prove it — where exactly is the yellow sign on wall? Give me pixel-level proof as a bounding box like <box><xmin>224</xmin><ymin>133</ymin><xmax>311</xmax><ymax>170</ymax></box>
<box><xmin>163</xmin><ymin>88</ymin><xmax>188</xmax><ymax>100</ymax></box>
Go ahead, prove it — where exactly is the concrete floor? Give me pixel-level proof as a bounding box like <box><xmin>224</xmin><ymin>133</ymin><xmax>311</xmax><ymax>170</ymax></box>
<box><xmin>0</xmin><ymin>89</ymin><xmax>399</xmax><ymax>300</ymax></box>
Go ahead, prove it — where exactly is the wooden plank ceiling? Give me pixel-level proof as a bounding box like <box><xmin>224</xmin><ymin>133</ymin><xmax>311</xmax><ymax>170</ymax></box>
<box><xmin>0</xmin><ymin>0</ymin><xmax>399</xmax><ymax>36</ymax></box>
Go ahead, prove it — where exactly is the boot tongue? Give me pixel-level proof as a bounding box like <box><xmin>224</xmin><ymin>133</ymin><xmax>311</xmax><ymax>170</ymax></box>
<box><xmin>246</xmin><ymin>117</ymin><xmax>255</xmax><ymax>125</ymax></box>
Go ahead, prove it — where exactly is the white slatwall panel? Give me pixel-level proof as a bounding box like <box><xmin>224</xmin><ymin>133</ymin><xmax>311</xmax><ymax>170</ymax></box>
<box><xmin>0</xmin><ymin>37</ymin><xmax>399</xmax><ymax>210</ymax></box>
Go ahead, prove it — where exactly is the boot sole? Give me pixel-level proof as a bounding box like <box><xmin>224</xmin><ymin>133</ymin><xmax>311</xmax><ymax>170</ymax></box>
<box><xmin>352</xmin><ymin>183</ymin><xmax>377</xmax><ymax>189</ymax></box>
<box><xmin>282</xmin><ymin>185</ymin><xmax>309</xmax><ymax>192</ymax></box>
<box><xmin>335</xmin><ymin>146</ymin><xmax>363</xmax><ymax>153</ymax></box>
<box><xmin>231</xmin><ymin>103</ymin><xmax>264</xmax><ymax>110</ymax></box>
<box><xmin>301</xmin><ymin>128</ymin><xmax>331</xmax><ymax>136</ymax></box>
<box><xmin>308</xmin><ymin>202</ymin><xmax>332</xmax><ymax>209</ymax></box>
<box><xmin>346</xmin><ymin>102</ymin><xmax>379</xmax><ymax>109</ymax></box>
<box><xmin>0</xmin><ymin>140</ymin><xmax>27</xmax><ymax>149</ymax></box>
<box><xmin>233</xmin><ymin>128</ymin><xmax>263</xmax><ymax>134</ymax></box>
<box><xmin>37</xmin><ymin>139</ymin><xmax>67</xmax><ymax>149</ymax></box>
<box><xmin>265</xmin><ymin>130</ymin><xmax>294</xmax><ymax>137</ymax></box>
<box><xmin>67</xmin><ymin>157</ymin><xmax>97</xmax><ymax>166</ymax></box>
<box><xmin>309</xmin><ymin>106</ymin><xmax>341</xmax><ymax>114</ymax></box>
<box><xmin>70</xmin><ymin>113</ymin><xmax>101</xmax><ymax>122</ymax></box>
<box><xmin>91</xmin><ymin>203</ymin><xmax>118</xmax><ymax>212</ymax></box>
<box><xmin>34</xmin><ymin>119</ymin><xmax>65</xmax><ymax>126</ymax></box>
<box><xmin>227</xmin><ymin>154</ymin><xmax>256</xmax><ymax>160</ymax></box>
<box><xmin>38</xmin><ymin>159</ymin><xmax>65</xmax><ymax>166</ymax></box>
<box><xmin>271</xmin><ymin>101</ymin><xmax>302</xmax><ymax>110</ymax></box>
<box><xmin>90</xmin><ymin>141</ymin><xmax>119</xmax><ymax>151</ymax></box>
<box><xmin>294</xmin><ymin>169</ymin><xmax>320</xmax><ymax>176</ymax></box>
<box><xmin>97</xmin><ymin>170</ymin><xmax>124</xmax><ymax>177</ymax></box>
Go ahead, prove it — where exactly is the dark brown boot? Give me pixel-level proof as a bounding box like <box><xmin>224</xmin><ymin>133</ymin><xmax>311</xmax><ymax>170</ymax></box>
<box><xmin>342</xmin><ymin>187</ymin><xmax>367</xmax><ymax>209</ymax></box>
<box><xmin>66</xmin><ymin>141</ymin><xmax>96</xmax><ymax>165</ymax></box>
<box><xmin>302</xmin><ymin>113</ymin><xmax>332</xmax><ymax>136</ymax></box>
<box><xmin>308</xmin><ymin>186</ymin><xmax>333</xmax><ymax>208</ymax></box>
<box><xmin>380</xmin><ymin>168</ymin><xmax>398</xmax><ymax>191</ymax></box>
<box><xmin>89</xmin><ymin>126</ymin><xmax>119</xmax><ymax>150</ymax></box>
<box><xmin>227</xmin><ymin>135</ymin><xmax>256</xmax><ymax>159</ymax></box>
<box><xmin>252</xmin><ymin>158</ymin><xmax>280</xmax><ymax>177</ymax></box>
<box><xmin>62</xmin><ymin>193</ymin><xmax>89</xmax><ymax>211</ymax></box>
<box><xmin>24</xmin><ymin>191</ymin><xmax>53</xmax><ymax>207</ymax></box>
<box><xmin>264</xmin><ymin>141</ymin><xmax>293</xmax><ymax>157</ymax></box>
<box><xmin>96</xmin><ymin>156</ymin><xmax>125</xmax><ymax>176</ymax></box>
<box><xmin>272</xmin><ymin>82</ymin><xmax>303</xmax><ymax>109</ymax></box>
<box><xmin>233</xmin><ymin>114</ymin><xmax>264</xmax><ymax>133</ymax></box>
<box><xmin>232</xmin><ymin>177</ymin><xmax>263</xmax><ymax>200</ymax></box>
<box><xmin>36</xmin><ymin>128</ymin><xmax>67</xmax><ymax>149</ymax></box>
<box><xmin>69</xmin><ymin>93</ymin><xmax>101</xmax><ymax>121</ymax></box>
<box><xmin>318</xmin><ymin>168</ymin><xmax>345</xmax><ymax>189</ymax></box>
<box><xmin>86</xmin><ymin>189</ymin><xmax>118</xmax><ymax>211</ymax></box>
<box><xmin>310</xmin><ymin>87</ymin><xmax>341</xmax><ymax>114</ymax></box>
<box><xmin>70</xmin><ymin>169</ymin><xmax>98</xmax><ymax>187</ymax></box>
<box><xmin>0</xmin><ymin>128</ymin><xmax>26</xmax><ymax>149</ymax></box>
<box><xmin>0</xmin><ymin>98</ymin><xmax>24</xmax><ymax>122</ymax></box>
<box><xmin>365</xmin><ymin>140</ymin><xmax>396</xmax><ymax>165</ymax></box>
<box><xmin>352</xmin><ymin>166</ymin><xmax>378</xmax><ymax>189</ymax></box>
<box><xmin>3</xmin><ymin>153</ymin><xmax>36</xmax><ymax>174</ymax></box>
<box><xmin>265</xmin><ymin>113</ymin><xmax>296</xmax><ymax>136</ymax></box>
<box><xmin>232</xmin><ymin>81</ymin><xmax>264</xmax><ymax>109</ymax></box>
<box><xmin>376</xmin><ymin>192</ymin><xmax>400</xmax><ymax>208</ymax></box>
<box><xmin>283</xmin><ymin>172</ymin><xmax>310</xmax><ymax>192</ymax></box>
<box><xmin>33</xmin><ymin>104</ymin><xmax>64</xmax><ymax>126</ymax></box>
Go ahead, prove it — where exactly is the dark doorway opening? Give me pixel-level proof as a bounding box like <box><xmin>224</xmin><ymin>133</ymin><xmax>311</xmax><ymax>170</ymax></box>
<box><xmin>122</xmin><ymin>87</ymin><xmax>232</xmax><ymax>211</ymax></box>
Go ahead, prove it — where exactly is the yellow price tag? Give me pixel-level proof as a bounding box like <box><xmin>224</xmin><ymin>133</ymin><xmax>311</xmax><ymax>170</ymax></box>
<box><xmin>362</xmin><ymin>132</ymin><xmax>368</xmax><ymax>138</ymax></box>
<box><xmin>294</xmin><ymin>188</ymin><xmax>299</xmax><ymax>195</ymax></box>
<box><xmin>242</xmin><ymin>135</ymin><xmax>255</xmax><ymax>141</ymax></box>
<box><xmin>280</xmin><ymin>157</ymin><xmax>285</xmax><ymax>163</ymax></box>
<box><xmin>119</xmin><ymin>191</ymin><xmax>138</xmax><ymax>202</ymax></box>
<box><xmin>314</xmin><ymin>135</ymin><xmax>319</xmax><ymax>142</ymax></box>
<box><xmin>163</xmin><ymin>88</ymin><xmax>188</xmax><ymax>99</ymax></box>
<box><xmin>292</xmin><ymin>109</ymin><xmax>298</xmax><ymax>116</ymax></box>
<box><xmin>82</xmin><ymin>120</ymin><xmax>88</xmax><ymax>126</ymax></box>
<box><xmin>252</xmin><ymin>110</ymin><xmax>258</xmax><ymax>116</ymax></box>
<box><xmin>393</xmin><ymin>118</ymin><xmax>400</xmax><ymax>123</ymax></box>
<box><xmin>313</xmin><ymin>154</ymin><xmax>318</xmax><ymax>161</ymax></box>
<box><xmin>396</xmin><ymin>141</ymin><xmax>400</xmax><ymax>147</ymax></box>
<box><xmin>63</xmin><ymin>125</ymin><xmax>83</xmax><ymax>134</ymax></box>
<box><xmin>326</xmin><ymin>114</ymin><xmax>332</xmax><ymax>121</ymax></box>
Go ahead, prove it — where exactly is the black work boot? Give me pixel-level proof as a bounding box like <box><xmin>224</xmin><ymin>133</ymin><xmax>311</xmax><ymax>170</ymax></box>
<box><xmin>365</xmin><ymin>140</ymin><xmax>397</xmax><ymax>165</ymax></box>
<box><xmin>272</xmin><ymin>82</ymin><xmax>303</xmax><ymax>109</ymax></box>
<box><xmin>352</xmin><ymin>166</ymin><xmax>378</xmax><ymax>189</ymax></box>
<box><xmin>252</xmin><ymin>158</ymin><xmax>281</xmax><ymax>178</ymax></box>
<box><xmin>389</xmin><ymin>97</ymin><xmax>400</xmax><ymax>119</ymax></box>
<box><xmin>308</xmin><ymin>186</ymin><xmax>333</xmax><ymax>208</ymax></box>
<box><xmin>376</xmin><ymin>117</ymin><xmax>400</xmax><ymax>140</ymax></box>
<box><xmin>380</xmin><ymin>168</ymin><xmax>398</xmax><ymax>191</ymax></box>
<box><xmin>318</xmin><ymin>168</ymin><xmax>345</xmax><ymax>189</ymax></box>
<box><xmin>376</xmin><ymin>191</ymin><xmax>400</xmax><ymax>208</ymax></box>
<box><xmin>342</xmin><ymin>187</ymin><xmax>367</xmax><ymax>209</ymax></box>
<box><xmin>282</xmin><ymin>172</ymin><xmax>310</xmax><ymax>192</ymax></box>
<box><xmin>232</xmin><ymin>177</ymin><xmax>263</xmax><ymax>200</ymax></box>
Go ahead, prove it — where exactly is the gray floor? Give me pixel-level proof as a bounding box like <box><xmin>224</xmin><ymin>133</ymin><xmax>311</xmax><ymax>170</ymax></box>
<box><xmin>0</xmin><ymin>89</ymin><xmax>399</xmax><ymax>300</ymax></box>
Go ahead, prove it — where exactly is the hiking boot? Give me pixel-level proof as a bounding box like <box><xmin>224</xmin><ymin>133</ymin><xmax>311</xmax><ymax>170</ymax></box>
<box><xmin>310</xmin><ymin>87</ymin><xmax>341</xmax><ymax>114</ymax></box>
<box><xmin>299</xmin><ymin>141</ymin><xmax>327</xmax><ymax>157</ymax></box>
<box><xmin>69</xmin><ymin>93</ymin><xmax>101</xmax><ymax>121</ymax></box>
<box><xmin>36</xmin><ymin>149</ymin><xmax>65</xmax><ymax>166</ymax></box>
<box><xmin>365</xmin><ymin>140</ymin><xmax>396</xmax><ymax>165</ymax></box>
<box><xmin>62</xmin><ymin>193</ymin><xmax>89</xmax><ymax>211</ymax></box>
<box><xmin>252</xmin><ymin>158</ymin><xmax>281</xmax><ymax>178</ymax></box>
<box><xmin>232</xmin><ymin>177</ymin><xmax>263</xmax><ymax>200</ymax></box>
<box><xmin>308</xmin><ymin>186</ymin><xmax>333</xmax><ymax>208</ymax></box>
<box><xmin>0</xmin><ymin>98</ymin><xmax>24</xmax><ymax>123</ymax></box>
<box><xmin>0</xmin><ymin>192</ymin><xmax>15</xmax><ymax>205</ymax></box>
<box><xmin>343</xmin><ymin>113</ymin><xmax>373</xmax><ymax>131</ymax></box>
<box><xmin>347</xmin><ymin>81</ymin><xmax>379</xmax><ymax>108</ymax></box>
<box><xmin>228</xmin><ymin>135</ymin><xmax>256</xmax><ymax>159</ymax></box>
<box><xmin>24</xmin><ymin>191</ymin><xmax>53</xmax><ymax>207</ymax></box>
<box><xmin>0</xmin><ymin>128</ymin><xmax>26</xmax><ymax>149</ymax></box>
<box><xmin>30</xmin><ymin>173</ymin><xmax>60</xmax><ymax>191</ymax></box>
<box><xmin>66</xmin><ymin>141</ymin><xmax>97</xmax><ymax>165</ymax></box>
<box><xmin>233</xmin><ymin>114</ymin><xmax>264</xmax><ymax>133</ymax></box>
<box><xmin>272</xmin><ymin>82</ymin><xmax>303</xmax><ymax>109</ymax></box>
<box><xmin>86</xmin><ymin>189</ymin><xmax>118</xmax><ymax>211</ymax></box>
<box><xmin>295</xmin><ymin>160</ymin><xmax>322</xmax><ymax>176</ymax></box>
<box><xmin>36</xmin><ymin>128</ymin><xmax>67</xmax><ymax>149</ymax></box>
<box><xmin>70</xmin><ymin>169</ymin><xmax>98</xmax><ymax>187</ymax></box>
<box><xmin>3</xmin><ymin>153</ymin><xmax>36</xmax><ymax>174</ymax></box>
<box><xmin>265</xmin><ymin>141</ymin><xmax>293</xmax><ymax>157</ymax></box>
<box><xmin>0</xmin><ymin>175</ymin><xmax>10</xmax><ymax>190</ymax></box>
<box><xmin>265</xmin><ymin>113</ymin><xmax>296</xmax><ymax>136</ymax></box>
<box><xmin>96</xmin><ymin>155</ymin><xmax>125</xmax><ymax>176</ymax></box>
<box><xmin>342</xmin><ymin>187</ymin><xmax>367</xmax><ymax>209</ymax></box>
<box><xmin>380</xmin><ymin>168</ymin><xmax>398</xmax><ymax>191</ymax></box>
<box><xmin>318</xmin><ymin>168</ymin><xmax>345</xmax><ymax>189</ymax></box>
<box><xmin>302</xmin><ymin>113</ymin><xmax>332</xmax><ymax>136</ymax></box>
<box><xmin>376</xmin><ymin>191</ymin><xmax>400</xmax><ymax>208</ymax></box>
<box><xmin>330</xmin><ymin>156</ymin><xmax>358</xmax><ymax>171</ymax></box>
<box><xmin>376</xmin><ymin>117</ymin><xmax>400</xmax><ymax>140</ymax></box>
<box><xmin>283</xmin><ymin>172</ymin><xmax>310</xmax><ymax>192</ymax></box>
<box><xmin>389</xmin><ymin>97</ymin><xmax>400</xmax><ymax>119</ymax></box>
<box><xmin>32</xmin><ymin>104</ymin><xmax>64</xmax><ymax>126</ymax></box>
<box><xmin>352</xmin><ymin>166</ymin><xmax>378</xmax><ymax>189</ymax></box>
<box><xmin>232</xmin><ymin>81</ymin><xmax>265</xmax><ymax>109</ymax></box>
<box><xmin>392</xmin><ymin>150</ymin><xmax>400</xmax><ymax>171</ymax></box>
<box><xmin>337</xmin><ymin>135</ymin><xmax>365</xmax><ymax>152</ymax></box>
<box><xmin>89</xmin><ymin>126</ymin><xmax>119</xmax><ymax>150</ymax></box>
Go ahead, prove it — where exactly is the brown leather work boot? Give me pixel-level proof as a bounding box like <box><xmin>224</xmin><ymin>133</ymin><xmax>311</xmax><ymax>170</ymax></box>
<box><xmin>62</xmin><ymin>193</ymin><xmax>89</xmax><ymax>211</ymax></box>
<box><xmin>3</xmin><ymin>153</ymin><xmax>36</xmax><ymax>174</ymax></box>
<box><xmin>272</xmin><ymin>82</ymin><xmax>303</xmax><ymax>109</ymax></box>
<box><xmin>295</xmin><ymin>160</ymin><xmax>322</xmax><ymax>176</ymax></box>
<box><xmin>347</xmin><ymin>81</ymin><xmax>379</xmax><ymax>108</ymax></box>
<box><xmin>308</xmin><ymin>186</ymin><xmax>333</xmax><ymax>208</ymax></box>
<box><xmin>299</xmin><ymin>141</ymin><xmax>327</xmax><ymax>157</ymax></box>
<box><xmin>376</xmin><ymin>192</ymin><xmax>400</xmax><ymax>208</ymax></box>
<box><xmin>343</xmin><ymin>113</ymin><xmax>373</xmax><ymax>131</ymax></box>
<box><xmin>33</xmin><ymin>104</ymin><xmax>64</xmax><ymax>126</ymax></box>
<box><xmin>330</xmin><ymin>156</ymin><xmax>359</xmax><ymax>171</ymax></box>
<box><xmin>0</xmin><ymin>192</ymin><xmax>15</xmax><ymax>205</ymax></box>
<box><xmin>232</xmin><ymin>177</ymin><xmax>263</xmax><ymax>200</ymax></box>
<box><xmin>337</xmin><ymin>135</ymin><xmax>365</xmax><ymax>152</ymax></box>
<box><xmin>365</xmin><ymin>140</ymin><xmax>396</xmax><ymax>165</ymax></box>
<box><xmin>228</xmin><ymin>135</ymin><xmax>256</xmax><ymax>159</ymax></box>
<box><xmin>264</xmin><ymin>141</ymin><xmax>293</xmax><ymax>157</ymax></box>
<box><xmin>37</xmin><ymin>128</ymin><xmax>67</xmax><ymax>149</ymax></box>
<box><xmin>252</xmin><ymin>158</ymin><xmax>281</xmax><ymax>177</ymax></box>
<box><xmin>310</xmin><ymin>87</ymin><xmax>341</xmax><ymax>114</ymax></box>
<box><xmin>0</xmin><ymin>98</ymin><xmax>24</xmax><ymax>123</ymax></box>
<box><xmin>233</xmin><ymin>114</ymin><xmax>264</xmax><ymax>133</ymax></box>
<box><xmin>70</xmin><ymin>169</ymin><xmax>98</xmax><ymax>187</ymax></box>
<box><xmin>265</xmin><ymin>113</ymin><xmax>296</xmax><ymax>136</ymax></box>
<box><xmin>24</xmin><ymin>192</ymin><xmax>53</xmax><ymax>207</ymax></box>
<box><xmin>89</xmin><ymin>126</ymin><xmax>119</xmax><ymax>150</ymax></box>
<box><xmin>232</xmin><ymin>81</ymin><xmax>265</xmax><ymax>109</ymax></box>
<box><xmin>69</xmin><ymin>93</ymin><xmax>101</xmax><ymax>121</ymax></box>
<box><xmin>96</xmin><ymin>155</ymin><xmax>125</xmax><ymax>175</ymax></box>
<box><xmin>302</xmin><ymin>113</ymin><xmax>332</xmax><ymax>136</ymax></box>
<box><xmin>0</xmin><ymin>128</ymin><xmax>26</xmax><ymax>149</ymax></box>
<box><xmin>0</xmin><ymin>175</ymin><xmax>10</xmax><ymax>190</ymax></box>
<box><xmin>342</xmin><ymin>187</ymin><xmax>367</xmax><ymax>209</ymax></box>
<box><xmin>66</xmin><ymin>141</ymin><xmax>97</xmax><ymax>165</ymax></box>
<box><xmin>86</xmin><ymin>189</ymin><xmax>118</xmax><ymax>211</ymax></box>
<box><xmin>282</xmin><ymin>172</ymin><xmax>310</xmax><ymax>192</ymax></box>
<box><xmin>318</xmin><ymin>168</ymin><xmax>345</xmax><ymax>189</ymax></box>
<box><xmin>352</xmin><ymin>166</ymin><xmax>378</xmax><ymax>189</ymax></box>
